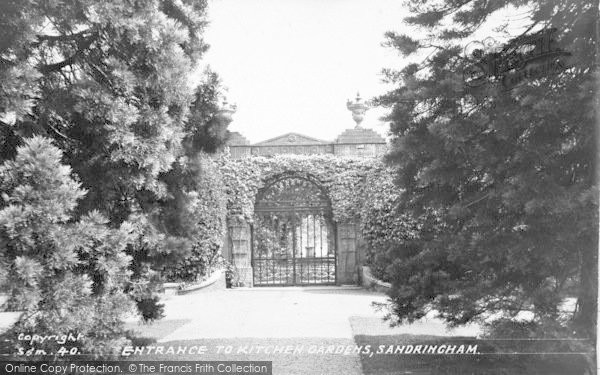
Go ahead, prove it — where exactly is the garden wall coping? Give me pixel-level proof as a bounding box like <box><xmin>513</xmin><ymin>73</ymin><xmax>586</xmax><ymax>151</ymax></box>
<box><xmin>361</xmin><ymin>266</ymin><xmax>391</xmax><ymax>293</ymax></box>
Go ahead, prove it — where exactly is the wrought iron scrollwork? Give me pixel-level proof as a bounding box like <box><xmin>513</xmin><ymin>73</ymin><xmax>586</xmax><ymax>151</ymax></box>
<box><xmin>252</xmin><ymin>174</ymin><xmax>336</xmax><ymax>286</ymax></box>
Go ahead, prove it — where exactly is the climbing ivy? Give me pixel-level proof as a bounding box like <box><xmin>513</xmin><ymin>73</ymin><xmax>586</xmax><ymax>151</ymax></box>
<box><xmin>217</xmin><ymin>152</ymin><xmax>378</xmax><ymax>223</ymax></box>
<box><xmin>163</xmin><ymin>153</ymin><xmax>227</xmax><ymax>282</ymax></box>
<box><xmin>217</xmin><ymin>152</ymin><xmax>416</xmax><ymax>282</ymax></box>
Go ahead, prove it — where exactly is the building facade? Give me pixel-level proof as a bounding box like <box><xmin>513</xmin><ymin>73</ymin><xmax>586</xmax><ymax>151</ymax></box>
<box><xmin>226</xmin><ymin>127</ymin><xmax>387</xmax><ymax>159</ymax></box>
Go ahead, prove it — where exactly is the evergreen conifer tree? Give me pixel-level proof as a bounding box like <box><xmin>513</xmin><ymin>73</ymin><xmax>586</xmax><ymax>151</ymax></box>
<box><xmin>0</xmin><ymin>137</ymin><xmax>134</xmax><ymax>358</ymax></box>
<box><xmin>378</xmin><ymin>0</ymin><xmax>597</xmax><ymax>341</ymax></box>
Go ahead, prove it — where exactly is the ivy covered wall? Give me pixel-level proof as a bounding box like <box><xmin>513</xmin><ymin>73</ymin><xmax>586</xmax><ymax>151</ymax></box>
<box><xmin>162</xmin><ymin>153</ymin><xmax>228</xmax><ymax>283</ymax></box>
<box><xmin>217</xmin><ymin>153</ymin><xmax>376</xmax><ymax>223</ymax></box>
<box><xmin>217</xmin><ymin>152</ymin><xmax>413</xmax><ymax>284</ymax></box>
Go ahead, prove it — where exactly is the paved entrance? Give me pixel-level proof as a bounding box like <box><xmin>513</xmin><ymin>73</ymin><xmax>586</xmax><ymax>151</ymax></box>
<box><xmin>158</xmin><ymin>287</ymin><xmax>382</xmax><ymax>340</ymax></box>
<box><xmin>125</xmin><ymin>287</ymin><xmax>480</xmax><ymax>374</ymax></box>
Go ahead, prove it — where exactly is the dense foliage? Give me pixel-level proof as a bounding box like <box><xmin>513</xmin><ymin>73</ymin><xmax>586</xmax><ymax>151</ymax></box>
<box><xmin>0</xmin><ymin>0</ymin><xmax>230</xmax><ymax>344</ymax></box>
<box><xmin>218</xmin><ymin>153</ymin><xmax>381</xmax><ymax>224</ymax></box>
<box><xmin>0</xmin><ymin>137</ymin><xmax>133</xmax><ymax>358</ymax></box>
<box><xmin>377</xmin><ymin>0</ymin><xmax>597</xmax><ymax>351</ymax></box>
<box><xmin>162</xmin><ymin>153</ymin><xmax>227</xmax><ymax>282</ymax></box>
<box><xmin>219</xmin><ymin>153</ymin><xmax>419</xmax><ymax>282</ymax></box>
<box><xmin>359</xmin><ymin>166</ymin><xmax>422</xmax><ymax>282</ymax></box>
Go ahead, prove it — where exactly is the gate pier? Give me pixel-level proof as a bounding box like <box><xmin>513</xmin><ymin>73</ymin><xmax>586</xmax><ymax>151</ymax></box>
<box><xmin>227</xmin><ymin>222</ymin><xmax>254</xmax><ymax>286</ymax></box>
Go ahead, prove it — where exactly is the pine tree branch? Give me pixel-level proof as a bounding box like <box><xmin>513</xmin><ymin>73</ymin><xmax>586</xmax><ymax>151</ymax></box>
<box><xmin>34</xmin><ymin>29</ymin><xmax>93</xmax><ymax>46</ymax></box>
<box><xmin>463</xmin><ymin>191</ymin><xmax>492</xmax><ymax>208</ymax></box>
<box><xmin>38</xmin><ymin>33</ymin><xmax>98</xmax><ymax>74</ymax></box>
<box><xmin>46</xmin><ymin>123</ymin><xmax>70</xmax><ymax>140</ymax></box>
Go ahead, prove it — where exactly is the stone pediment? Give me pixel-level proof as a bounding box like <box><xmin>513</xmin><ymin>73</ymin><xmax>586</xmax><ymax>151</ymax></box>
<box><xmin>253</xmin><ymin>132</ymin><xmax>329</xmax><ymax>146</ymax></box>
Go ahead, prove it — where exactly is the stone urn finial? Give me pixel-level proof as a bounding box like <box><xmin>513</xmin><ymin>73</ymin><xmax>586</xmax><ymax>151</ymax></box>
<box><xmin>346</xmin><ymin>92</ymin><xmax>369</xmax><ymax>128</ymax></box>
<box><xmin>216</xmin><ymin>99</ymin><xmax>237</xmax><ymax>126</ymax></box>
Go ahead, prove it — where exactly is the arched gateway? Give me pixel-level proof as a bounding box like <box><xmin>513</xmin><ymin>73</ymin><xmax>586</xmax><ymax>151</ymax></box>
<box><xmin>222</xmin><ymin>96</ymin><xmax>387</xmax><ymax>287</ymax></box>
<box><xmin>252</xmin><ymin>173</ymin><xmax>336</xmax><ymax>286</ymax></box>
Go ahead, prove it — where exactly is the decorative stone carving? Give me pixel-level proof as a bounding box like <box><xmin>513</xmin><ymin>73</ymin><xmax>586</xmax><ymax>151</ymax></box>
<box><xmin>224</xmin><ymin>97</ymin><xmax>386</xmax><ymax>158</ymax></box>
<box><xmin>346</xmin><ymin>92</ymin><xmax>369</xmax><ymax>128</ymax></box>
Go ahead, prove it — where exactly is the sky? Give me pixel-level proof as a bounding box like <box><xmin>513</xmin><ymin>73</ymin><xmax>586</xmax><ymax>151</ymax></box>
<box><xmin>197</xmin><ymin>0</ymin><xmax>411</xmax><ymax>143</ymax></box>
<box><xmin>197</xmin><ymin>1</ymin><xmax>530</xmax><ymax>144</ymax></box>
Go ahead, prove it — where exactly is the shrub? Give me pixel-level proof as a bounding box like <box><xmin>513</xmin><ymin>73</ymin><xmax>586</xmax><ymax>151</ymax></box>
<box><xmin>162</xmin><ymin>153</ymin><xmax>227</xmax><ymax>282</ymax></box>
<box><xmin>0</xmin><ymin>137</ymin><xmax>134</xmax><ymax>358</ymax></box>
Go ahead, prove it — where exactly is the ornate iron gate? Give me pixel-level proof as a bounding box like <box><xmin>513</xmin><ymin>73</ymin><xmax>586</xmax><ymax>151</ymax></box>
<box><xmin>252</xmin><ymin>174</ymin><xmax>336</xmax><ymax>286</ymax></box>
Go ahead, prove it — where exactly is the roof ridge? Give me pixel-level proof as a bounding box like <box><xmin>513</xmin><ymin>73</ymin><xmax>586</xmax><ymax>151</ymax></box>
<box><xmin>253</xmin><ymin>132</ymin><xmax>329</xmax><ymax>145</ymax></box>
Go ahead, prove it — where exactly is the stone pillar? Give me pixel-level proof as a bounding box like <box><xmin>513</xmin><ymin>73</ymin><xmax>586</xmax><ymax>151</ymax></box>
<box><xmin>355</xmin><ymin>231</ymin><xmax>367</xmax><ymax>285</ymax></box>
<box><xmin>228</xmin><ymin>222</ymin><xmax>253</xmax><ymax>286</ymax></box>
<box><xmin>336</xmin><ymin>223</ymin><xmax>360</xmax><ymax>285</ymax></box>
